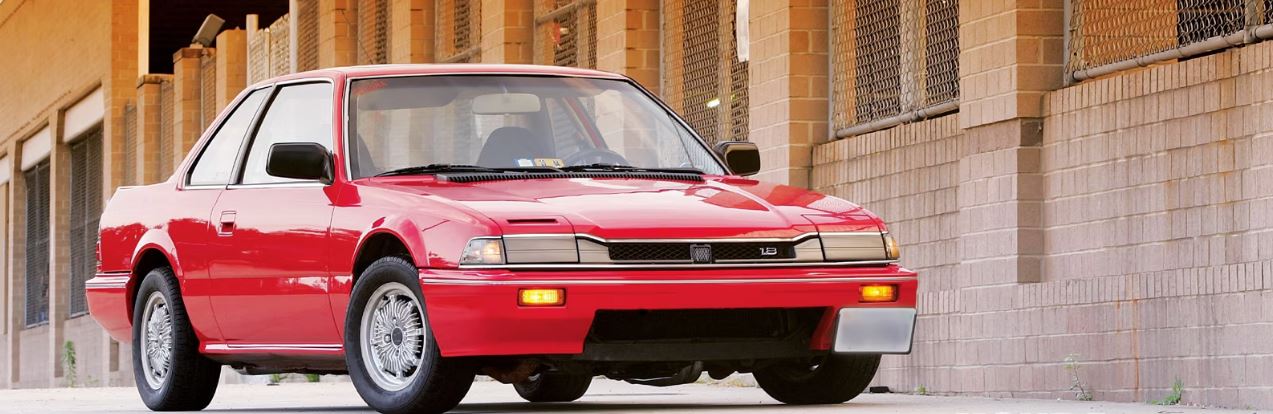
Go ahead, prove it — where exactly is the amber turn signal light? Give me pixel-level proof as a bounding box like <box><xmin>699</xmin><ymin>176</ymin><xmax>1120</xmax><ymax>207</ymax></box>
<box><xmin>518</xmin><ymin>288</ymin><xmax>565</xmax><ymax>306</ymax></box>
<box><xmin>859</xmin><ymin>285</ymin><xmax>898</xmax><ymax>303</ymax></box>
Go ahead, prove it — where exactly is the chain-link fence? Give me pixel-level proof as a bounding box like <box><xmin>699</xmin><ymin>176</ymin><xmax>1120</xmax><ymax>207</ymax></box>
<box><xmin>355</xmin><ymin>0</ymin><xmax>390</xmax><ymax>65</ymax></box>
<box><xmin>1068</xmin><ymin>0</ymin><xmax>1273</xmax><ymax>81</ymax></box>
<box><xmin>830</xmin><ymin>0</ymin><xmax>959</xmax><ymax>138</ymax></box>
<box><xmin>661</xmin><ymin>0</ymin><xmax>749</xmax><ymax>144</ymax></box>
<box><xmin>158</xmin><ymin>78</ymin><xmax>174</xmax><ymax>179</ymax></box>
<box><xmin>437</xmin><ymin>0</ymin><xmax>482</xmax><ymax>63</ymax></box>
<box><xmin>296</xmin><ymin>0</ymin><xmax>320</xmax><ymax>71</ymax></box>
<box><xmin>534</xmin><ymin>0</ymin><xmax>597</xmax><ymax>68</ymax></box>
<box><xmin>121</xmin><ymin>101</ymin><xmax>137</xmax><ymax>187</ymax></box>
<box><xmin>67</xmin><ymin>129</ymin><xmax>102</xmax><ymax>317</ymax></box>
<box><xmin>200</xmin><ymin>50</ymin><xmax>217</xmax><ymax>130</ymax></box>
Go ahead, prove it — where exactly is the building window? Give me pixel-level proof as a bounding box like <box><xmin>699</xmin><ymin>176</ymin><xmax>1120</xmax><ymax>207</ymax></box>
<box><xmin>661</xmin><ymin>0</ymin><xmax>749</xmax><ymax>144</ymax></box>
<box><xmin>69</xmin><ymin>128</ymin><xmax>104</xmax><ymax>317</ymax></box>
<box><xmin>24</xmin><ymin>159</ymin><xmax>51</xmax><ymax>327</ymax></box>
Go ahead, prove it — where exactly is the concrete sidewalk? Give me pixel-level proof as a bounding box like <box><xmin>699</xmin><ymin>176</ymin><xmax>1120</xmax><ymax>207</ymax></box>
<box><xmin>0</xmin><ymin>379</ymin><xmax>1266</xmax><ymax>414</ymax></box>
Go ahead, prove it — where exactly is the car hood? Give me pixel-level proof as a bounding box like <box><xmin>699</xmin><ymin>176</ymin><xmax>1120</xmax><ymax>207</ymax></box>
<box><xmin>364</xmin><ymin>175</ymin><xmax>883</xmax><ymax>239</ymax></box>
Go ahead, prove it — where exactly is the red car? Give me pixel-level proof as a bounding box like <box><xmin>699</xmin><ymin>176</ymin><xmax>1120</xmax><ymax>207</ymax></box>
<box><xmin>87</xmin><ymin>65</ymin><xmax>917</xmax><ymax>414</ymax></box>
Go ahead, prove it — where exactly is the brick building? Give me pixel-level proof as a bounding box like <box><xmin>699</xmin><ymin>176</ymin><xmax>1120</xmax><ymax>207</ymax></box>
<box><xmin>1</xmin><ymin>0</ymin><xmax>1271</xmax><ymax>408</ymax></box>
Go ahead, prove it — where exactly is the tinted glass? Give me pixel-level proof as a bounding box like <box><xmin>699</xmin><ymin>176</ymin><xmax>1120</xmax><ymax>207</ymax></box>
<box><xmin>241</xmin><ymin>83</ymin><xmax>334</xmax><ymax>184</ymax></box>
<box><xmin>188</xmin><ymin>90</ymin><xmax>268</xmax><ymax>186</ymax></box>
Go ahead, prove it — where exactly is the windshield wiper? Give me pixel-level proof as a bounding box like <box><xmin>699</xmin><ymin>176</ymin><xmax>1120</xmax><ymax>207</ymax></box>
<box><xmin>374</xmin><ymin>164</ymin><xmax>563</xmax><ymax>177</ymax></box>
<box><xmin>559</xmin><ymin>163</ymin><xmax>704</xmax><ymax>174</ymax></box>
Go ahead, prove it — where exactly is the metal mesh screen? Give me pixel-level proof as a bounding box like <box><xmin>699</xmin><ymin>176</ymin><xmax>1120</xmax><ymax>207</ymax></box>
<box><xmin>68</xmin><ymin>129</ymin><xmax>103</xmax><ymax>317</ymax></box>
<box><xmin>269</xmin><ymin>15</ymin><xmax>292</xmax><ymax>77</ymax></box>
<box><xmin>356</xmin><ymin>0</ymin><xmax>390</xmax><ymax>65</ymax></box>
<box><xmin>296</xmin><ymin>0</ymin><xmax>320</xmax><ymax>71</ymax></box>
<box><xmin>534</xmin><ymin>0</ymin><xmax>598</xmax><ymax>68</ymax></box>
<box><xmin>159</xmin><ymin>78</ymin><xmax>175</xmax><ymax>178</ymax></box>
<box><xmin>24</xmin><ymin>160</ymin><xmax>50</xmax><ymax>327</ymax></box>
<box><xmin>830</xmin><ymin>0</ymin><xmax>959</xmax><ymax>136</ymax></box>
<box><xmin>1067</xmin><ymin>0</ymin><xmax>1271</xmax><ymax>78</ymax></box>
<box><xmin>122</xmin><ymin>101</ymin><xmax>137</xmax><ymax>187</ymax></box>
<box><xmin>437</xmin><ymin>0</ymin><xmax>481</xmax><ymax>63</ymax></box>
<box><xmin>661</xmin><ymin>0</ymin><xmax>749</xmax><ymax>144</ymax></box>
<box><xmin>200</xmin><ymin>50</ymin><xmax>217</xmax><ymax>130</ymax></box>
<box><xmin>248</xmin><ymin>30</ymin><xmax>270</xmax><ymax>83</ymax></box>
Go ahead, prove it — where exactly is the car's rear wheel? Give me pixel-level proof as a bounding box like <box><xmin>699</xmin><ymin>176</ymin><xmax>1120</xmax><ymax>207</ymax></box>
<box><xmin>513</xmin><ymin>371</ymin><xmax>592</xmax><ymax>402</ymax></box>
<box><xmin>754</xmin><ymin>354</ymin><xmax>880</xmax><ymax>405</ymax></box>
<box><xmin>346</xmin><ymin>257</ymin><xmax>475</xmax><ymax>414</ymax></box>
<box><xmin>132</xmin><ymin>266</ymin><xmax>221</xmax><ymax>411</ymax></box>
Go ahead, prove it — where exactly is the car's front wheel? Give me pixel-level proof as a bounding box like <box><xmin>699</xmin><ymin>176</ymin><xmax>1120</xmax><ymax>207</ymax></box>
<box><xmin>131</xmin><ymin>266</ymin><xmax>221</xmax><ymax>411</ymax></box>
<box><xmin>513</xmin><ymin>371</ymin><xmax>592</xmax><ymax>402</ymax></box>
<box><xmin>345</xmin><ymin>257</ymin><xmax>475</xmax><ymax>414</ymax></box>
<box><xmin>754</xmin><ymin>354</ymin><xmax>880</xmax><ymax>405</ymax></box>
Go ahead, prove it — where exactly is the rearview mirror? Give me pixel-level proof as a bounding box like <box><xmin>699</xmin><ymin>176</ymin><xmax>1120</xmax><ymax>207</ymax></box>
<box><xmin>714</xmin><ymin>141</ymin><xmax>760</xmax><ymax>176</ymax></box>
<box><xmin>266</xmin><ymin>142</ymin><xmax>332</xmax><ymax>183</ymax></box>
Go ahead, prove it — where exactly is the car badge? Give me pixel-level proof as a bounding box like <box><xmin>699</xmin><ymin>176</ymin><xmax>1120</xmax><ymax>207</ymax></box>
<box><xmin>759</xmin><ymin>246</ymin><xmax>779</xmax><ymax>256</ymax></box>
<box><xmin>690</xmin><ymin>244</ymin><xmax>713</xmax><ymax>264</ymax></box>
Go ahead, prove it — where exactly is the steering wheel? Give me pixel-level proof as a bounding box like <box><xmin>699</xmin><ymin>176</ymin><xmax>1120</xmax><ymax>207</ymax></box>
<box><xmin>563</xmin><ymin>148</ymin><xmax>629</xmax><ymax>166</ymax></box>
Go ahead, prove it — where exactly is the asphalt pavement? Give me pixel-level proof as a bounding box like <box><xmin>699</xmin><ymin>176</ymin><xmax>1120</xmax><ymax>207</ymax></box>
<box><xmin>0</xmin><ymin>379</ymin><xmax>1266</xmax><ymax>414</ymax></box>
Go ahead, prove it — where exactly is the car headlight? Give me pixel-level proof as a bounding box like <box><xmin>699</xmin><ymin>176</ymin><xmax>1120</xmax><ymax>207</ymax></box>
<box><xmin>819</xmin><ymin>232</ymin><xmax>893</xmax><ymax>261</ymax></box>
<box><xmin>459</xmin><ymin>238</ymin><xmax>504</xmax><ymax>265</ymax></box>
<box><xmin>883</xmin><ymin>233</ymin><xmax>901</xmax><ymax>260</ymax></box>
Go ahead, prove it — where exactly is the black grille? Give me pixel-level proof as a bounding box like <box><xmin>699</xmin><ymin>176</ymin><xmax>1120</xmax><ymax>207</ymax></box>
<box><xmin>588</xmin><ymin>308</ymin><xmax>825</xmax><ymax>343</ymax></box>
<box><xmin>607</xmin><ymin>241</ymin><xmax>798</xmax><ymax>262</ymax></box>
<box><xmin>69</xmin><ymin>129</ymin><xmax>103</xmax><ymax>317</ymax></box>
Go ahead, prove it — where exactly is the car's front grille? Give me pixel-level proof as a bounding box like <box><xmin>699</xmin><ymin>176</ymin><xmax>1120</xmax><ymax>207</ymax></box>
<box><xmin>606</xmin><ymin>241</ymin><xmax>799</xmax><ymax>262</ymax></box>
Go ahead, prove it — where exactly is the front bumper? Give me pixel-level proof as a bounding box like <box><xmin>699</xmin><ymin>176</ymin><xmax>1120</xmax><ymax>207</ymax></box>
<box><xmin>419</xmin><ymin>265</ymin><xmax>917</xmax><ymax>358</ymax></box>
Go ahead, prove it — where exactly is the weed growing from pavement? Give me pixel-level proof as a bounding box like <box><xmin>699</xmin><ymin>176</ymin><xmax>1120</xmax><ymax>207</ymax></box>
<box><xmin>915</xmin><ymin>384</ymin><xmax>928</xmax><ymax>395</ymax></box>
<box><xmin>1063</xmin><ymin>353</ymin><xmax>1092</xmax><ymax>401</ymax></box>
<box><xmin>62</xmin><ymin>341</ymin><xmax>77</xmax><ymax>388</ymax></box>
<box><xmin>1150</xmin><ymin>378</ymin><xmax>1184</xmax><ymax>405</ymax></box>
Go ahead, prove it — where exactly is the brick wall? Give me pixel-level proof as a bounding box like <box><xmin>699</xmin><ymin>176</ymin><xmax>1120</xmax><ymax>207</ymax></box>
<box><xmin>813</xmin><ymin>37</ymin><xmax>1273</xmax><ymax>410</ymax></box>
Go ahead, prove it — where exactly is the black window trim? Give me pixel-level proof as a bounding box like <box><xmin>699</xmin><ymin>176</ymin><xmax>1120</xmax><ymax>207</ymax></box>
<box><xmin>181</xmin><ymin>85</ymin><xmax>274</xmax><ymax>189</ymax></box>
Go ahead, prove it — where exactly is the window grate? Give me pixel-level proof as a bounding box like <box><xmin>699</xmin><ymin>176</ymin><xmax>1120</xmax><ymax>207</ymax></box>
<box><xmin>24</xmin><ymin>160</ymin><xmax>51</xmax><ymax>327</ymax></box>
<box><xmin>200</xmin><ymin>50</ymin><xmax>217</xmax><ymax>130</ymax></box>
<box><xmin>158</xmin><ymin>78</ymin><xmax>175</xmax><ymax>179</ymax></box>
<box><xmin>122</xmin><ymin>101</ymin><xmax>137</xmax><ymax>186</ymax></box>
<box><xmin>355</xmin><ymin>0</ymin><xmax>389</xmax><ymax>65</ymax></box>
<box><xmin>661</xmin><ymin>0</ymin><xmax>749</xmax><ymax>144</ymax></box>
<box><xmin>534</xmin><ymin>0</ymin><xmax>598</xmax><ymax>68</ymax></box>
<box><xmin>296</xmin><ymin>0</ymin><xmax>321</xmax><ymax>72</ymax></box>
<box><xmin>437</xmin><ymin>0</ymin><xmax>482</xmax><ymax>62</ymax></box>
<box><xmin>69</xmin><ymin>129</ymin><xmax>103</xmax><ymax>317</ymax></box>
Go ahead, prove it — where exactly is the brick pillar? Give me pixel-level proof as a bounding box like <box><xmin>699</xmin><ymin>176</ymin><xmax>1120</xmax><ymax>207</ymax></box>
<box><xmin>595</xmin><ymin>0</ymin><xmax>660</xmax><ymax>89</ymax></box>
<box><xmin>136</xmin><ymin>75</ymin><xmax>167</xmax><ymax>185</ymax></box>
<box><xmin>479</xmin><ymin>0</ymin><xmax>534</xmax><ymax>63</ymax></box>
<box><xmin>3</xmin><ymin>141</ymin><xmax>18</xmax><ymax>387</ymax></box>
<box><xmin>389</xmin><ymin>0</ymin><xmax>435</xmax><ymax>63</ymax></box>
<box><xmin>319</xmin><ymin>0</ymin><xmax>357</xmax><ymax>67</ymax></box>
<box><xmin>172</xmin><ymin>49</ymin><xmax>206</xmax><ymax>165</ymax></box>
<box><xmin>955</xmin><ymin>0</ymin><xmax>1064</xmax><ymax>286</ymax></box>
<box><xmin>215</xmin><ymin>29</ymin><xmax>248</xmax><ymax>112</ymax></box>
<box><xmin>746</xmin><ymin>0</ymin><xmax>828</xmax><ymax>187</ymax></box>
<box><xmin>46</xmin><ymin>112</ymin><xmax>70</xmax><ymax>387</ymax></box>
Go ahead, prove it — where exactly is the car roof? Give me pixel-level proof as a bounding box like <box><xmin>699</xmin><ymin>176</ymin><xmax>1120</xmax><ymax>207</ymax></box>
<box><xmin>256</xmin><ymin>64</ymin><xmax>630</xmax><ymax>87</ymax></box>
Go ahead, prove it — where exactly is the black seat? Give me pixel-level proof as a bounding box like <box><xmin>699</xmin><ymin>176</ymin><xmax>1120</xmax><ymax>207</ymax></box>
<box><xmin>475</xmin><ymin>126</ymin><xmax>555</xmax><ymax>168</ymax></box>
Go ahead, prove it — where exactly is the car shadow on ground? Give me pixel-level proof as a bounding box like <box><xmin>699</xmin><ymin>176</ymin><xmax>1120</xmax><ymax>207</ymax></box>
<box><xmin>204</xmin><ymin>401</ymin><xmax>886</xmax><ymax>413</ymax></box>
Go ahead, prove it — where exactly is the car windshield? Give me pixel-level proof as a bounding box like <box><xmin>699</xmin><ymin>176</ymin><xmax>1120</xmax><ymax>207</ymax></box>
<box><xmin>346</xmin><ymin>75</ymin><xmax>726</xmax><ymax>178</ymax></box>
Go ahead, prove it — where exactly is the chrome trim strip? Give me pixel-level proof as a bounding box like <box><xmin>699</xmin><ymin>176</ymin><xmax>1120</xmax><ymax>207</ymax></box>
<box><xmin>421</xmin><ymin>275</ymin><xmax>914</xmax><ymax>286</ymax></box>
<box><xmin>226</xmin><ymin>182</ymin><xmax>328</xmax><ymax>189</ymax></box>
<box><xmin>85</xmin><ymin>275</ymin><xmax>130</xmax><ymax>289</ymax></box>
<box><xmin>205</xmin><ymin>343</ymin><xmax>343</xmax><ymax>352</ymax></box>
<box><xmin>573</xmin><ymin>232</ymin><xmax>822</xmax><ymax>244</ymax></box>
<box><xmin>456</xmin><ymin>259</ymin><xmax>898</xmax><ymax>270</ymax></box>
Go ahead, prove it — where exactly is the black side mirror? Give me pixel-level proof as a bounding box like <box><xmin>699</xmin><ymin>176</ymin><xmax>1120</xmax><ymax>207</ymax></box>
<box><xmin>714</xmin><ymin>141</ymin><xmax>760</xmax><ymax>176</ymax></box>
<box><xmin>266</xmin><ymin>142</ymin><xmax>332</xmax><ymax>183</ymax></box>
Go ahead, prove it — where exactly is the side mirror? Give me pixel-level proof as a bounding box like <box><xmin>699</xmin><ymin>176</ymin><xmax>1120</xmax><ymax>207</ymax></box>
<box><xmin>713</xmin><ymin>141</ymin><xmax>760</xmax><ymax>176</ymax></box>
<box><xmin>266</xmin><ymin>142</ymin><xmax>332</xmax><ymax>183</ymax></box>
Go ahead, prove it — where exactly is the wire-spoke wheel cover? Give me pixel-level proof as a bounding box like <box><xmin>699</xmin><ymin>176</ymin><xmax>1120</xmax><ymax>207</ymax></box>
<box><xmin>140</xmin><ymin>291</ymin><xmax>174</xmax><ymax>389</ymax></box>
<box><xmin>359</xmin><ymin>282</ymin><xmax>427</xmax><ymax>392</ymax></box>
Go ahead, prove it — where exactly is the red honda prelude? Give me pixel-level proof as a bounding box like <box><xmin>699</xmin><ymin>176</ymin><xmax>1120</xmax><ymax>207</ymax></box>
<box><xmin>87</xmin><ymin>64</ymin><xmax>917</xmax><ymax>414</ymax></box>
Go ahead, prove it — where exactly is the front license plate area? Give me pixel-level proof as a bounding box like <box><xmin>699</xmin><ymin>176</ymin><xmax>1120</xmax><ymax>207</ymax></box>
<box><xmin>832</xmin><ymin>308</ymin><xmax>917</xmax><ymax>354</ymax></box>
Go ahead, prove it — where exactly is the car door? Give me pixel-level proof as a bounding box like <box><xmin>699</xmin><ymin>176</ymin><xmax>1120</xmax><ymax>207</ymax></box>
<box><xmin>174</xmin><ymin>88</ymin><xmax>271</xmax><ymax>341</ymax></box>
<box><xmin>206</xmin><ymin>81</ymin><xmax>341</xmax><ymax>346</ymax></box>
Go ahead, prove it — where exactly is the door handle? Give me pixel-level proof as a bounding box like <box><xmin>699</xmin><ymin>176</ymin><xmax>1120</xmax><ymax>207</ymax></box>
<box><xmin>218</xmin><ymin>211</ymin><xmax>237</xmax><ymax>236</ymax></box>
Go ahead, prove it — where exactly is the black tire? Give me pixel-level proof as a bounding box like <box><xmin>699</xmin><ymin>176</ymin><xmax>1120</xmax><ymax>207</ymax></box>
<box><xmin>346</xmin><ymin>257</ymin><xmax>475</xmax><ymax>414</ymax></box>
<box><xmin>754</xmin><ymin>354</ymin><xmax>881</xmax><ymax>405</ymax></box>
<box><xmin>513</xmin><ymin>372</ymin><xmax>592</xmax><ymax>402</ymax></box>
<box><xmin>131</xmin><ymin>266</ymin><xmax>221</xmax><ymax>411</ymax></box>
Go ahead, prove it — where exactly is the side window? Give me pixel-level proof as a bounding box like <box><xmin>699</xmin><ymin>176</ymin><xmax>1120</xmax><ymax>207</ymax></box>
<box><xmin>188</xmin><ymin>90</ymin><xmax>268</xmax><ymax>186</ymax></box>
<box><xmin>241</xmin><ymin>83</ymin><xmax>334</xmax><ymax>184</ymax></box>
